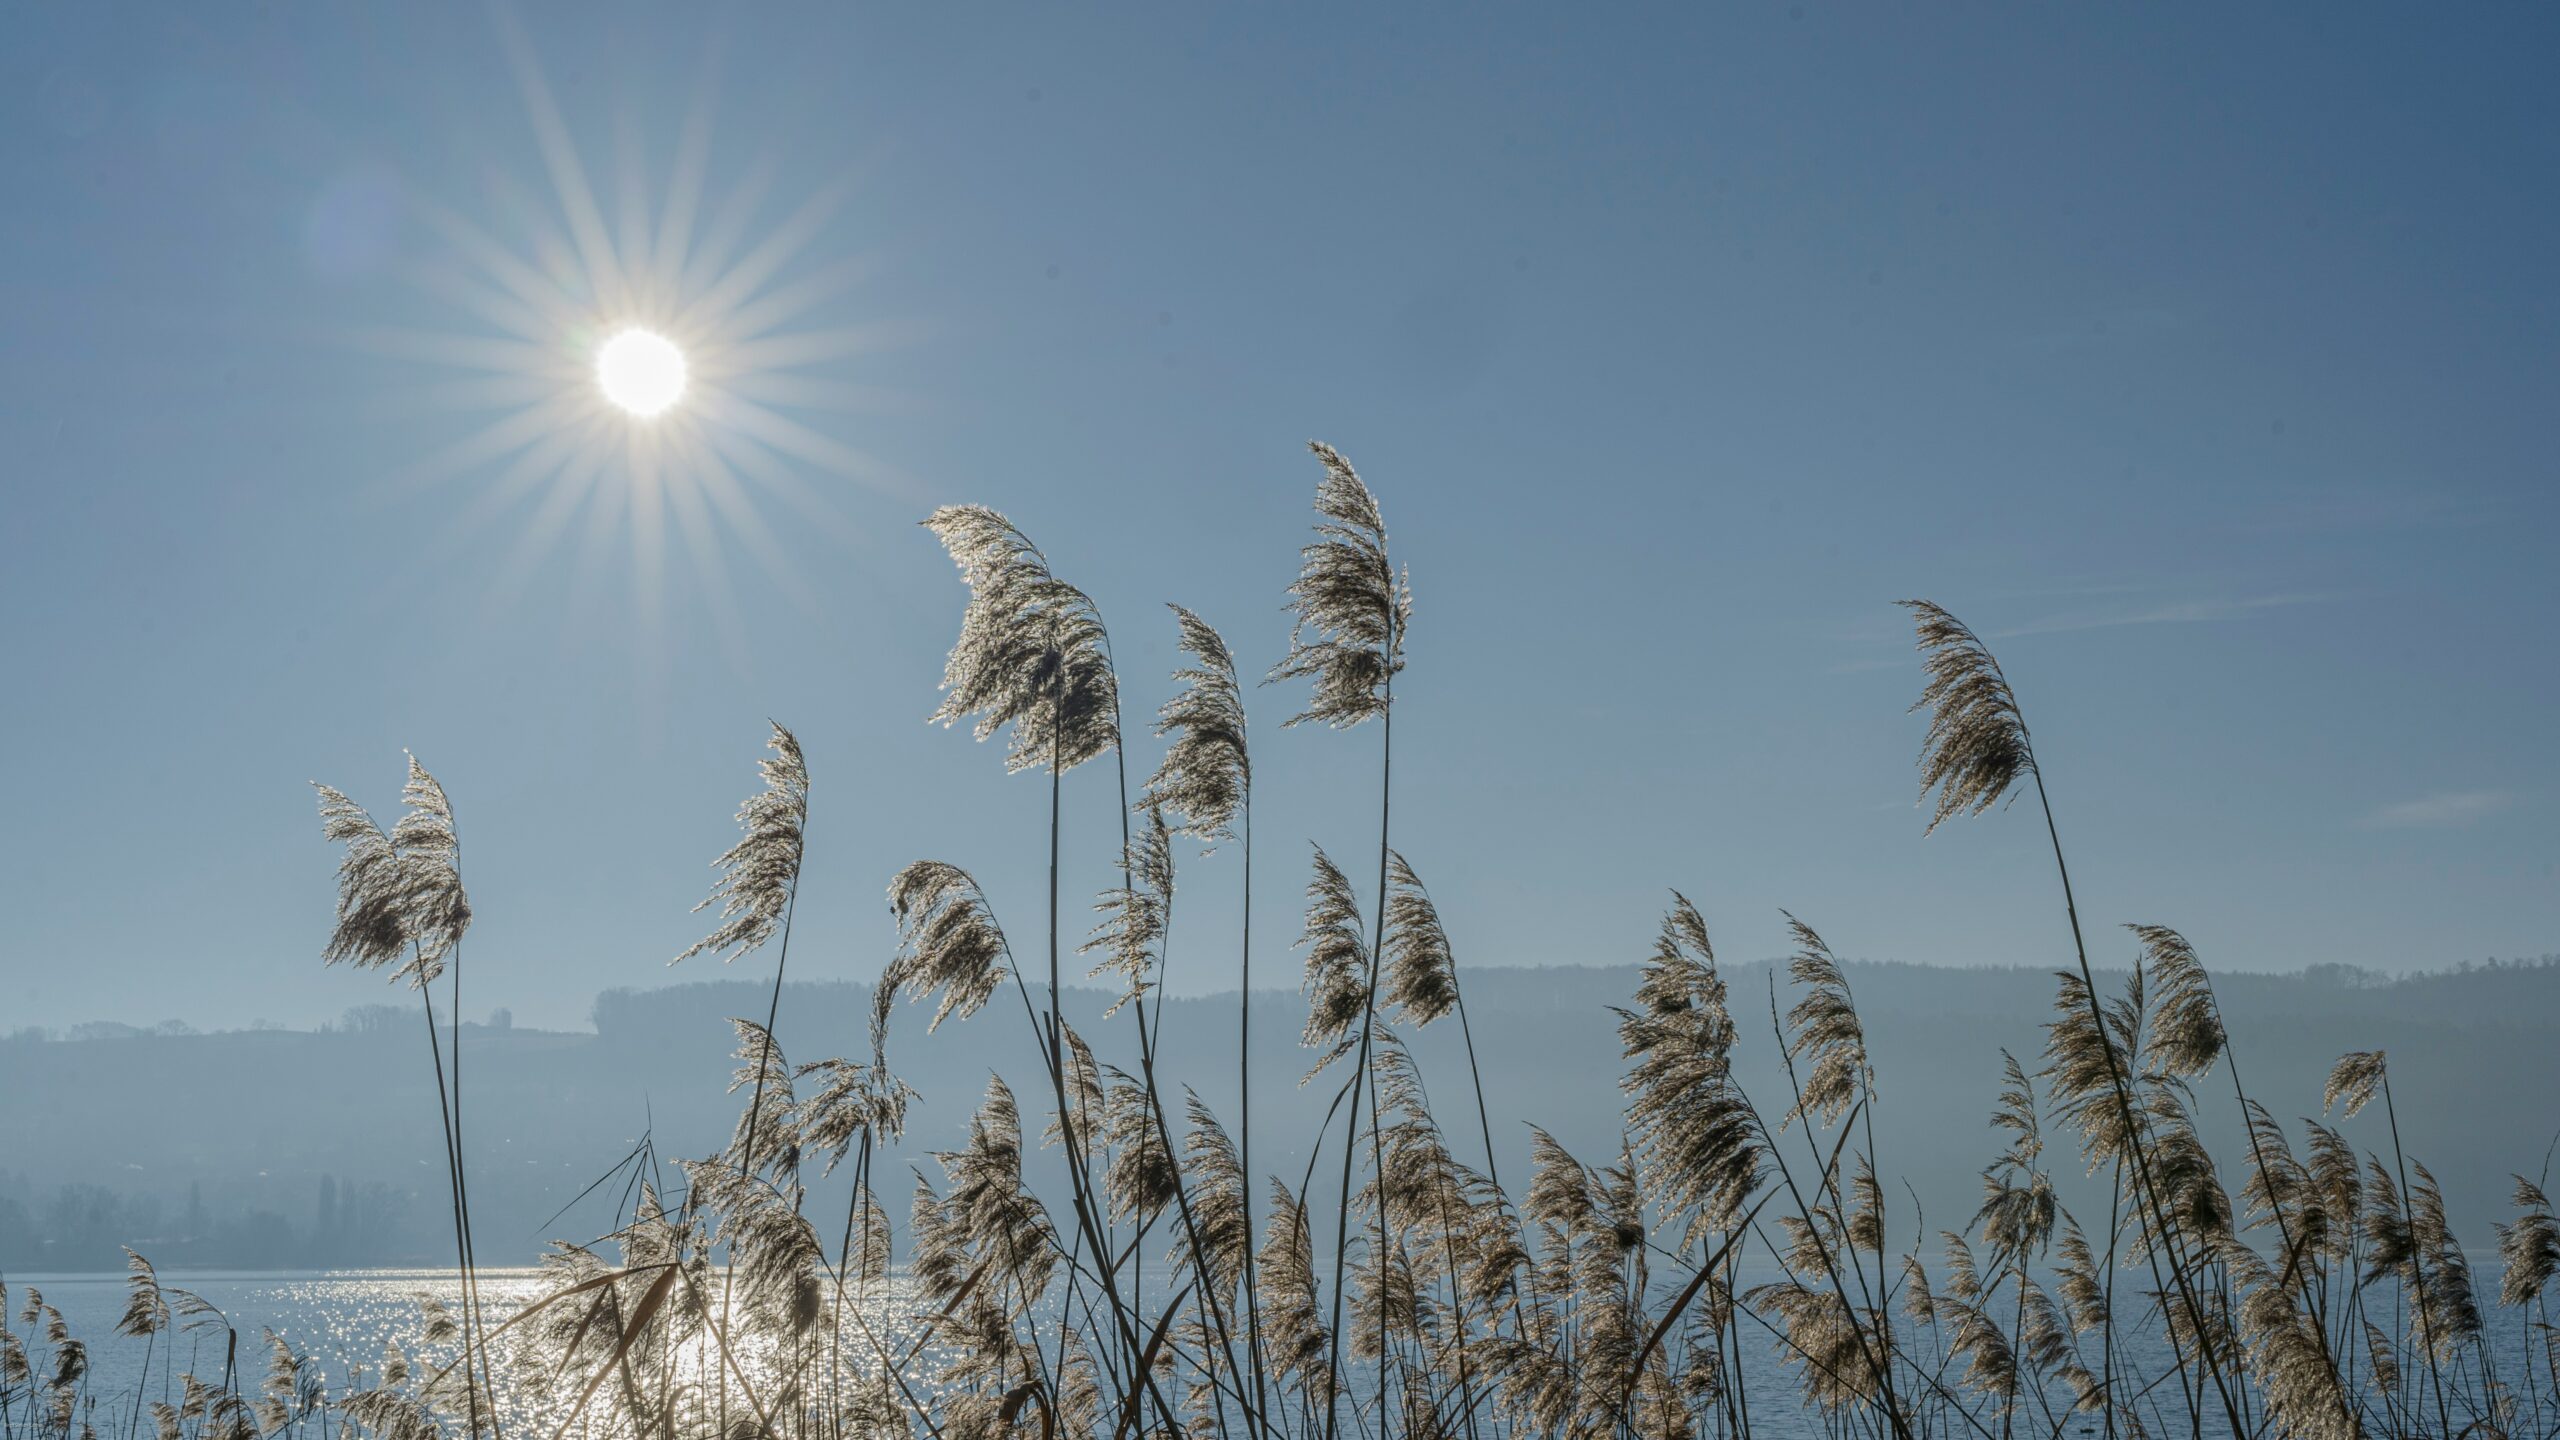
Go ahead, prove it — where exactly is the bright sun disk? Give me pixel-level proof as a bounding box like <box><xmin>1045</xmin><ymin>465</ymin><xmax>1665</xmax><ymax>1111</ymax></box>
<box><xmin>596</xmin><ymin>327</ymin><xmax>687</xmax><ymax>417</ymax></box>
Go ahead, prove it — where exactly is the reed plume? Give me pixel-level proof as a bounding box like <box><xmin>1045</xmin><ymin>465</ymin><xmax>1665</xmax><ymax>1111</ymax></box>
<box><xmin>1082</xmin><ymin>804</ymin><xmax>1173</xmax><ymax>1017</ymax></box>
<box><xmin>1616</xmin><ymin>895</ymin><xmax>1762</xmax><ymax>1245</ymax></box>
<box><xmin>1144</xmin><ymin>603</ymin><xmax>1271</xmax><ymax>1422</ymax></box>
<box><xmin>1271</xmin><ymin>440</ymin><xmax>1410</xmax><ymax>1440</ymax></box>
<box><xmin>923</xmin><ymin>504</ymin><xmax>1118</xmax><ymax>775</ymax></box>
<box><xmin>1146</xmin><ymin>605</ymin><xmax>1250</xmax><ymax>845</ymax></box>
<box><xmin>310</xmin><ymin>755</ymin><xmax>492</xmax><ymax>1440</ymax></box>
<box><xmin>1268</xmin><ymin>442</ymin><xmax>1408</xmax><ymax>731</ymax></box>
<box><xmin>1905</xmin><ymin>599</ymin><xmax>2248</xmax><ymax>1439</ymax></box>
<box><xmin>675</xmin><ymin>724</ymin><xmax>809</xmax><ymax>969</ymax></box>
<box><xmin>1778</xmin><ymin>914</ymin><xmax>1870</xmax><ymax>1131</ymax></box>
<box><xmin>2500</xmin><ymin>1177</ymin><xmax>2560</xmax><ymax>1309</ymax></box>
<box><xmin>883</xmin><ymin>860</ymin><xmax>1014</xmax><ymax>1033</ymax></box>
<box><xmin>2324</xmin><ymin>1051</ymin><xmax>2388</xmax><ymax>1119</ymax></box>
<box><xmin>1296</xmin><ymin>845</ymin><xmax>1370</xmax><ymax>1076</ymax></box>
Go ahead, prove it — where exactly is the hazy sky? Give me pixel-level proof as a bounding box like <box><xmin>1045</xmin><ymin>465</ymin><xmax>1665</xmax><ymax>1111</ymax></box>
<box><xmin>4</xmin><ymin>5</ymin><xmax>2553</xmax><ymax>1033</ymax></box>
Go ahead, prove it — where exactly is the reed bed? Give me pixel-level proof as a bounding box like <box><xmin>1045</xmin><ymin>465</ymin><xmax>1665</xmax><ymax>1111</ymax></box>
<box><xmin>7</xmin><ymin>442</ymin><xmax>2557</xmax><ymax>1440</ymax></box>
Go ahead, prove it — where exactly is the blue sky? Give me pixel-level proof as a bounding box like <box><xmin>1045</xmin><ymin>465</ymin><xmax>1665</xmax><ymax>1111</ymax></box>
<box><xmin>3</xmin><ymin>5</ymin><xmax>2553</xmax><ymax>1032</ymax></box>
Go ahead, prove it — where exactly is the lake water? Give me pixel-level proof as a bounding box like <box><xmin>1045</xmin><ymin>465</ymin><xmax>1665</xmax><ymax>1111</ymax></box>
<box><xmin>11</xmin><ymin>1263</ymin><xmax>2548</xmax><ymax>1440</ymax></box>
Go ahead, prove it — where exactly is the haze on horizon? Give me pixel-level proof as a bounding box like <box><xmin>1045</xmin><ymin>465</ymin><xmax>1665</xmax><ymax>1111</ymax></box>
<box><xmin>4</xmin><ymin>4</ymin><xmax>2555</xmax><ymax>1035</ymax></box>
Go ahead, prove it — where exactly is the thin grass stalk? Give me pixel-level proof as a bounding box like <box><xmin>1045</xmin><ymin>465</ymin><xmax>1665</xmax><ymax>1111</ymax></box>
<box><xmin>1105</xmin><ymin>792</ymin><xmax>1254</xmax><ymax>1440</ymax></box>
<box><xmin>414</xmin><ymin>972</ymin><xmax>485</xmax><ymax>1440</ymax></box>
<box><xmin>2028</xmin><ymin>778</ymin><xmax>2250</xmax><ymax>1439</ymax></box>
<box><xmin>2377</xmin><ymin>1073</ymin><xmax>2455</xmax><ymax>1440</ymax></box>
<box><xmin>446</xmin><ymin>946</ymin><xmax>495</xmax><ymax>1440</ymax></box>
<box><xmin>1900</xmin><ymin>604</ymin><xmax>2237</xmax><ymax>1435</ymax></box>
<box><xmin>1319</xmin><ymin>661</ymin><xmax>1391</xmax><ymax>1440</ymax></box>
<box><xmin>1238</xmin><ymin>804</ymin><xmax>1273</xmax><ymax>1436</ymax></box>
<box><xmin>2218</xmin><ymin>1038</ymin><xmax>2359</xmax><ymax>1438</ymax></box>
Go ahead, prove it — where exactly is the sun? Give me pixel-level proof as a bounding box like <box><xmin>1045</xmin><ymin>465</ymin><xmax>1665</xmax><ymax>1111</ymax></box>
<box><xmin>596</xmin><ymin>328</ymin><xmax>687</xmax><ymax>417</ymax></box>
<box><xmin>348</xmin><ymin>11</ymin><xmax>906</xmax><ymax>672</ymax></box>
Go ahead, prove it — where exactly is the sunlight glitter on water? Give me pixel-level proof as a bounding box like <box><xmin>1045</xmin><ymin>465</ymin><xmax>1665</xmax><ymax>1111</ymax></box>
<box><xmin>23</xmin><ymin>1267</ymin><xmax>943</xmax><ymax>1438</ymax></box>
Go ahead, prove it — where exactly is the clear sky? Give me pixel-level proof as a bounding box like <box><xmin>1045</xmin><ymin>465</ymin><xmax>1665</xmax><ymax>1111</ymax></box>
<box><xmin>3</xmin><ymin>5</ymin><xmax>2553</xmax><ymax>1033</ymax></box>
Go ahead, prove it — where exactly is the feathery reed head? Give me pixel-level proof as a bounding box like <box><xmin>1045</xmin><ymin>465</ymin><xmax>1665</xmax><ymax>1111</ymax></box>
<box><xmin>1382</xmin><ymin>851</ymin><xmax>1458</xmax><ymax>1027</ymax></box>
<box><xmin>2498</xmin><ymin>1176</ymin><xmax>2559</xmax><ymax>1308</ymax></box>
<box><xmin>117</xmin><ymin>1249</ymin><xmax>168</xmax><ymax>1339</ymax></box>
<box><xmin>1900</xmin><ymin>600</ymin><xmax>2034</xmax><ymax>833</ymax></box>
<box><xmin>311</xmin><ymin>754</ymin><xmax>471</xmax><ymax>988</ymax></box>
<box><xmin>2324</xmin><ymin>1050</ymin><xmax>2387</xmax><ymax>1118</ymax></box>
<box><xmin>883</xmin><ymin>860</ymin><xmax>1012</xmax><ymax>1032</ymax></box>
<box><xmin>1780</xmin><ymin>913</ymin><xmax>1871</xmax><ymax>1130</ymax></box>
<box><xmin>1082</xmin><ymin>804</ymin><xmax>1173</xmax><ymax>1017</ymax></box>
<box><xmin>1268</xmin><ymin>441</ymin><xmax>1410</xmax><ymax>728</ymax></box>
<box><xmin>675</xmin><ymin>722</ymin><xmax>809</xmax><ymax>966</ymax></box>
<box><xmin>313</xmin><ymin>784</ymin><xmax>405</xmax><ymax>970</ymax></box>
<box><xmin>1144</xmin><ymin>604</ymin><xmax>1250</xmax><ymax>846</ymax></box>
<box><xmin>389</xmin><ymin>754</ymin><xmax>470</xmax><ymax>978</ymax></box>
<box><xmin>1296</xmin><ymin>843</ymin><xmax>1370</xmax><ymax>1074</ymax></box>
<box><xmin>923</xmin><ymin>504</ymin><xmax>1119</xmax><ymax>774</ymax></box>
<box><xmin>2128</xmin><ymin>923</ymin><xmax>2224</xmax><ymax>1078</ymax></box>
<box><xmin>1617</xmin><ymin>893</ymin><xmax>1762</xmax><ymax>1241</ymax></box>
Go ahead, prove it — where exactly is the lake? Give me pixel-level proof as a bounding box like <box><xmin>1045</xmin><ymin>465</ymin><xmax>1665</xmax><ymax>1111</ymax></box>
<box><xmin>11</xmin><ymin>1262</ymin><xmax>2544</xmax><ymax>1440</ymax></box>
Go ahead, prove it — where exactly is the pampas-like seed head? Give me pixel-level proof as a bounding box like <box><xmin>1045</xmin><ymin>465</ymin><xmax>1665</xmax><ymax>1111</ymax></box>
<box><xmin>675</xmin><ymin>723</ymin><xmax>808</xmax><ymax>967</ymax></box>
<box><xmin>1268</xmin><ymin>442</ymin><xmax>1410</xmax><ymax>729</ymax></box>
<box><xmin>1381</xmin><ymin>851</ymin><xmax>1458</xmax><ymax>1027</ymax></box>
<box><xmin>388</xmin><ymin>755</ymin><xmax>470</xmax><ymax>983</ymax></box>
<box><xmin>2324</xmin><ymin>1050</ymin><xmax>2387</xmax><ymax>1118</ymax></box>
<box><xmin>1297</xmin><ymin>844</ymin><xmax>1370</xmax><ymax>1075</ymax></box>
<box><xmin>117</xmin><ymin>1250</ymin><xmax>168</xmax><ymax>1339</ymax></box>
<box><xmin>2498</xmin><ymin>1176</ymin><xmax>2559</xmax><ymax>1309</ymax></box>
<box><xmin>312</xmin><ymin>755</ymin><xmax>471</xmax><ymax>989</ymax></box>
<box><xmin>2128</xmin><ymin>923</ymin><xmax>2225</xmax><ymax>1078</ymax></box>
<box><xmin>1901</xmin><ymin>600</ymin><xmax>2035</xmax><ymax>833</ymax></box>
<box><xmin>1081</xmin><ymin>804</ymin><xmax>1173</xmax><ymax>1017</ymax></box>
<box><xmin>1145</xmin><ymin>605</ymin><xmax>1250</xmax><ymax>846</ymax></box>
<box><xmin>923</xmin><ymin>505</ymin><xmax>1119</xmax><ymax>774</ymax></box>
<box><xmin>313</xmin><ymin>785</ymin><xmax>406</xmax><ymax>972</ymax></box>
<box><xmin>883</xmin><ymin>860</ymin><xmax>1012</xmax><ymax>1032</ymax></box>
<box><xmin>1616</xmin><ymin>893</ymin><xmax>1763</xmax><ymax>1243</ymax></box>
<box><xmin>1779</xmin><ymin>913</ymin><xmax>1871</xmax><ymax>1130</ymax></box>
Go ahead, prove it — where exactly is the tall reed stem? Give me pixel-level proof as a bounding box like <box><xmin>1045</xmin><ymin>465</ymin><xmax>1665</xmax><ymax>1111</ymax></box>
<box><xmin>1319</xmin><ymin>652</ymin><xmax>1391</xmax><ymax>1440</ymax></box>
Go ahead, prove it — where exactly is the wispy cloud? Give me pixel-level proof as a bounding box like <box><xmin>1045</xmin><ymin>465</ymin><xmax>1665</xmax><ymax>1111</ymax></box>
<box><xmin>2236</xmin><ymin>485</ymin><xmax>2503</xmax><ymax>537</ymax></box>
<box><xmin>2358</xmin><ymin>789</ymin><xmax>2517</xmax><ymax>830</ymax></box>
<box><xmin>1990</xmin><ymin>592</ymin><xmax>2328</xmax><ymax>638</ymax></box>
<box><xmin>1822</xmin><ymin>586</ymin><xmax>2324</xmax><ymax>671</ymax></box>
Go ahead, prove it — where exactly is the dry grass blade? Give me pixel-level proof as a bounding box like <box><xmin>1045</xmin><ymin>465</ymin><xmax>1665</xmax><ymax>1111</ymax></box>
<box><xmin>545</xmin><ymin>1255</ymin><xmax>675</xmax><ymax>1434</ymax></box>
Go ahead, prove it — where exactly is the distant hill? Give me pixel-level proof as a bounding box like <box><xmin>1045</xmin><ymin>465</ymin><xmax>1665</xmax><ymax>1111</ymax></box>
<box><xmin>5</xmin><ymin>958</ymin><xmax>2556</xmax><ymax>1271</ymax></box>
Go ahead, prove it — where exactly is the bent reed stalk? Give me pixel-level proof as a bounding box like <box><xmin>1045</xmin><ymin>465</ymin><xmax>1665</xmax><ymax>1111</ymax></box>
<box><xmin>31</xmin><ymin>444</ymin><xmax>2542</xmax><ymax>1440</ymax></box>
